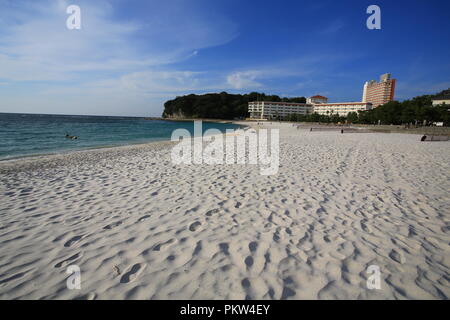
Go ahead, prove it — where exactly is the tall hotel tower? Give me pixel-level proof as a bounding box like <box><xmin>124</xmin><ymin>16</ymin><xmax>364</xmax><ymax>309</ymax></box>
<box><xmin>362</xmin><ymin>73</ymin><xmax>396</xmax><ymax>107</ymax></box>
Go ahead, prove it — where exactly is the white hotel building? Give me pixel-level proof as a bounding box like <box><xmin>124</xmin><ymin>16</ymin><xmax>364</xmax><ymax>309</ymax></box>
<box><xmin>248</xmin><ymin>95</ymin><xmax>372</xmax><ymax>120</ymax></box>
<box><xmin>248</xmin><ymin>101</ymin><xmax>313</xmax><ymax>119</ymax></box>
<box><xmin>432</xmin><ymin>95</ymin><xmax>450</xmax><ymax>106</ymax></box>
<box><xmin>312</xmin><ymin>102</ymin><xmax>373</xmax><ymax>116</ymax></box>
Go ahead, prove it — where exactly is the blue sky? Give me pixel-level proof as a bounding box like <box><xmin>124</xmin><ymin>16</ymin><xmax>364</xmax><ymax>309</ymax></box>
<box><xmin>0</xmin><ymin>0</ymin><xmax>449</xmax><ymax>116</ymax></box>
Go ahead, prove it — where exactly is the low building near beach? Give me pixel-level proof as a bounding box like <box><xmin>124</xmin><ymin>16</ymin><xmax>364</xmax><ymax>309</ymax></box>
<box><xmin>248</xmin><ymin>73</ymin><xmax>392</xmax><ymax>119</ymax></box>
<box><xmin>432</xmin><ymin>95</ymin><xmax>450</xmax><ymax>106</ymax></box>
<box><xmin>248</xmin><ymin>101</ymin><xmax>313</xmax><ymax>120</ymax></box>
<box><xmin>248</xmin><ymin>98</ymin><xmax>372</xmax><ymax>119</ymax></box>
<box><xmin>312</xmin><ymin>101</ymin><xmax>373</xmax><ymax>117</ymax></box>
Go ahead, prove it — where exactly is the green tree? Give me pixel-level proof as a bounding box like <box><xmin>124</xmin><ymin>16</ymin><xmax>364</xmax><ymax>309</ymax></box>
<box><xmin>347</xmin><ymin>112</ymin><xmax>358</xmax><ymax>123</ymax></box>
<box><xmin>162</xmin><ymin>92</ymin><xmax>306</xmax><ymax>119</ymax></box>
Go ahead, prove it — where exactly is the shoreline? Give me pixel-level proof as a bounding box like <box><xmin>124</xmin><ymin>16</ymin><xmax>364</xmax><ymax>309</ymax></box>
<box><xmin>0</xmin><ymin>138</ymin><xmax>175</xmax><ymax>164</ymax></box>
<box><xmin>4</xmin><ymin>113</ymin><xmax>441</xmax><ymax>164</ymax></box>
<box><xmin>171</xmin><ymin>117</ymin><xmax>450</xmax><ymax>136</ymax></box>
<box><xmin>1</xmin><ymin>119</ymin><xmax>445</xmax><ymax>167</ymax></box>
<box><xmin>146</xmin><ymin>117</ymin><xmax>238</xmax><ymax>124</ymax></box>
<box><xmin>0</xmin><ymin>125</ymin><xmax>251</xmax><ymax>173</ymax></box>
<box><xmin>0</xmin><ymin>140</ymin><xmax>176</xmax><ymax>174</ymax></box>
<box><xmin>0</xmin><ymin>121</ymin><xmax>248</xmax><ymax>164</ymax></box>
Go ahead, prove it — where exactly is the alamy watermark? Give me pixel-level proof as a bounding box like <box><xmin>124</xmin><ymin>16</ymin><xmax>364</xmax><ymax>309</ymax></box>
<box><xmin>170</xmin><ymin>121</ymin><xmax>279</xmax><ymax>175</ymax></box>
<box><xmin>65</xmin><ymin>4</ymin><xmax>380</xmax><ymax>31</ymax></box>
<box><xmin>66</xmin><ymin>5</ymin><xmax>81</xmax><ymax>30</ymax></box>
<box><xmin>366</xmin><ymin>265</ymin><xmax>381</xmax><ymax>290</ymax></box>
<box><xmin>66</xmin><ymin>265</ymin><xmax>81</xmax><ymax>290</ymax></box>
<box><xmin>367</xmin><ymin>5</ymin><xmax>381</xmax><ymax>30</ymax></box>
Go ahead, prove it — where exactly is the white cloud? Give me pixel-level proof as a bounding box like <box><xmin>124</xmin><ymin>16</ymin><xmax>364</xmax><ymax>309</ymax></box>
<box><xmin>120</xmin><ymin>71</ymin><xmax>203</xmax><ymax>93</ymax></box>
<box><xmin>0</xmin><ymin>0</ymin><xmax>141</xmax><ymax>81</ymax></box>
<box><xmin>226</xmin><ymin>71</ymin><xmax>263</xmax><ymax>89</ymax></box>
<box><xmin>224</xmin><ymin>55</ymin><xmax>339</xmax><ymax>91</ymax></box>
<box><xmin>0</xmin><ymin>0</ymin><xmax>238</xmax><ymax>116</ymax></box>
<box><xmin>0</xmin><ymin>0</ymin><xmax>238</xmax><ymax>82</ymax></box>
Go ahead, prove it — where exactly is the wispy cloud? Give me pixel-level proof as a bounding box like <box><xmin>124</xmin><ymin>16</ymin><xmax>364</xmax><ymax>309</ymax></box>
<box><xmin>226</xmin><ymin>71</ymin><xmax>263</xmax><ymax>89</ymax></box>
<box><xmin>0</xmin><ymin>0</ymin><xmax>238</xmax><ymax>82</ymax></box>
<box><xmin>0</xmin><ymin>0</ymin><xmax>239</xmax><ymax>115</ymax></box>
<box><xmin>224</xmin><ymin>54</ymin><xmax>357</xmax><ymax>93</ymax></box>
<box><xmin>319</xmin><ymin>19</ymin><xmax>345</xmax><ymax>35</ymax></box>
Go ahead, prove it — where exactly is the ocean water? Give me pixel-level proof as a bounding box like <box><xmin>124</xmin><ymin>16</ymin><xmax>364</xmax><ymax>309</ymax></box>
<box><xmin>0</xmin><ymin>113</ymin><xmax>242</xmax><ymax>160</ymax></box>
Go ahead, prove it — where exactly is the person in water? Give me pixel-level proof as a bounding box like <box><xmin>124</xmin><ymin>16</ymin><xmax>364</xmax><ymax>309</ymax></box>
<box><xmin>65</xmin><ymin>133</ymin><xmax>78</xmax><ymax>140</ymax></box>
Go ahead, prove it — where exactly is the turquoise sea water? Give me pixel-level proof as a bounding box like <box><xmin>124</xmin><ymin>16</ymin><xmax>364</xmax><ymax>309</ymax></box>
<box><xmin>0</xmin><ymin>113</ymin><xmax>242</xmax><ymax>160</ymax></box>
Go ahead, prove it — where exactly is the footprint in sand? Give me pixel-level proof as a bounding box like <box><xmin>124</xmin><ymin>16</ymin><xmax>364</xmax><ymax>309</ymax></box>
<box><xmin>281</xmin><ymin>278</ymin><xmax>297</xmax><ymax>300</ymax></box>
<box><xmin>137</xmin><ymin>215</ymin><xmax>151</xmax><ymax>223</ymax></box>
<box><xmin>389</xmin><ymin>249</ymin><xmax>405</xmax><ymax>264</ymax></box>
<box><xmin>273</xmin><ymin>231</ymin><xmax>280</xmax><ymax>242</ymax></box>
<box><xmin>219</xmin><ymin>242</ymin><xmax>229</xmax><ymax>256</ymax></box>
<box><xmin>103</xmin><ymin>221</ymin><xmax>122</xmax><ymax>230</ymax></box>
<box><xmin>192</xmin><ymin>241</ymin><xmax>203</xmax><ymax>256</ymax></box>
<box><xmin>64</xmin><ymin>235</ymin><xmax>83</xmax><ymax>247</ymax></box>
<box><xmin>241</xmin><ymin>278</ymin><xmax>251</xmax><ymax>289</ymax></box>
<box><xmin>0</xmin><ymin>271</ymin><xmax>28</xmax><ymax>285</ymax></box>
<box><xmin>152</xmin><ymin>238</ymin><xmax>175</xmax><ymax>251</ymax></box>
<box><xmin>54</xmin><ymin>252</ymin><xmax>82</xmax><ymax>268</ymax></box>
<box><xmin>205</xmin><ymin>209</ymin><xmax>219</xmax><ymax>217</ymax></box>
<box><xmin>245</xmin><ymin>256</ymin><xmax>254</xmax><ymax>268</ymax></box>
<box><xmin>408</xmin><ymin>225</ymin><xmax>418</xmax><ymax>237</ymax></box>
<box><xmin>360</xmin><ymin>219</ymin><xmax>372</xmax><ymax>233</ymax></box>
<box><xmin>249</xmin><ymin>241</ymin><xmax>258</xmax><ymax>253</ymax></box>
<box><xmin>74</xmin><ymin>292</ymin><xmax>96</xmax><ymax>300</ymax></box>
<box><xmin>120</xmin><ymin>263</ymin><xmax>146</xmax><ymax>283</ymax></box>
<box><xmin>166</xmin><ymin>255</ymin><xmax>176</xmax><ymax>262</ymax></box>
<box><xmin>189</xmin><ymin>221</ymin><xmax>202</xmax><ymax>232</ymax></box>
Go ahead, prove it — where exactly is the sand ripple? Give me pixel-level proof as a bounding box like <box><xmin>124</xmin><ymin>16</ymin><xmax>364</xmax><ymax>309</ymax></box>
<box><xmin>0</xmin><ymin>125</ymin><xmax>449</xmax><ymax>299</ymax></box>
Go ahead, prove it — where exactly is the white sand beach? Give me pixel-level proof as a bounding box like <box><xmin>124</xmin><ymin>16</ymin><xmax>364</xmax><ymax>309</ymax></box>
<box><xmin>0</xmin><ymin>123</ymin><xmax>449</xmax><ymax>300</ymax></box>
